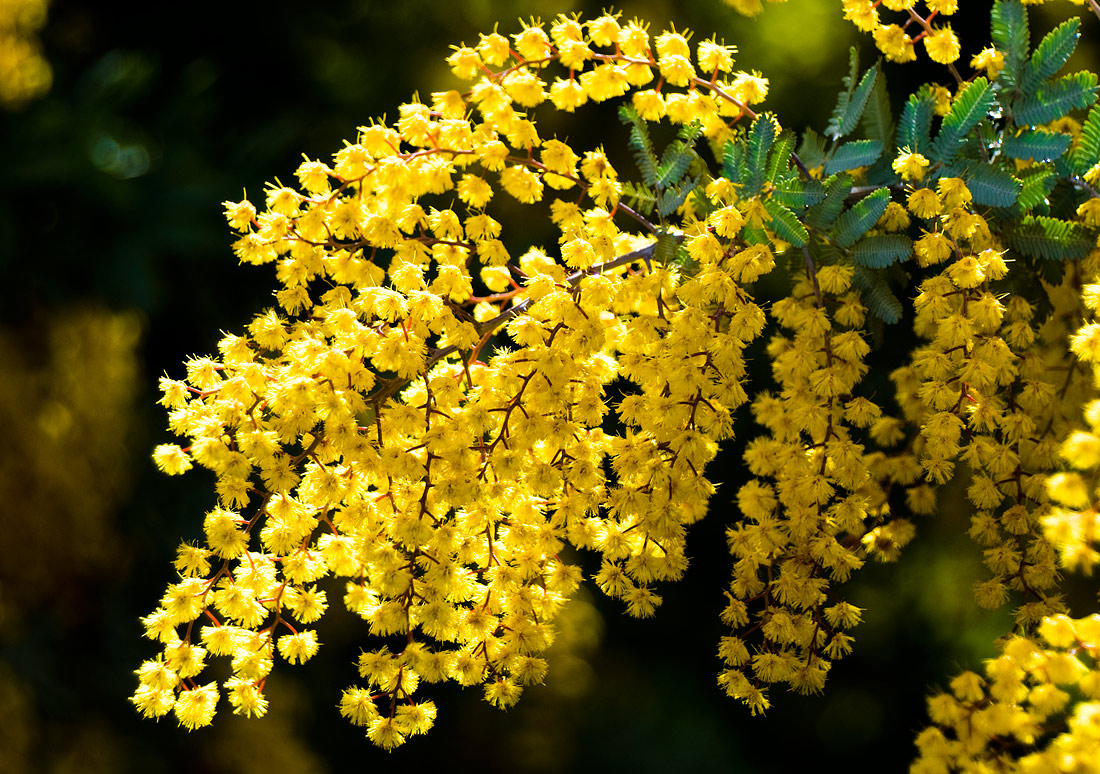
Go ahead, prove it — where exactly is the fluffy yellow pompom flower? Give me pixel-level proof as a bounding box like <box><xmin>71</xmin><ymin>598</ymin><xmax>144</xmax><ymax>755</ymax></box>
<box><xmin>698</xmin><ymin>38</ymin><xmax>736</xmax><ymax>74</ymax></box>
<box><xmin>927</xmin><ymin>0</ymin><xmax>958</xmax><ymax>13</ymax></box>
<box><xmin>277</xmin><ymin>630</ymin><xmax>320</xmax><ymax>664</ymax></box>
<box><xmin>907</xmin><ymin>188</ymin><xmax>942</xmax><ymax>219</ymax></box>
<box><xmin>153</xmin><ymin>444</ymin><xmax>194</xmax><ymax>475</ymax></box>
<box><xmin>893</xmin><ymin>148</ymin><xmax>930</xmax><ymax>181</ymax></box>
<box><xmin>874</xmin><ymin>25</ymin><xmax>917</xmax><ymax>63</ymax></box>
<box><xmin>842</xmin><ymin>0</ymin><xmax>879</xmax><ymax>32</ymax></box>
<box><xmin>924</xmin><ymin>26</ymin><xmax>960</xmax><ymax>65</ymax></box>
<box><xmin>173</xmin><ymin>683</ymin><xmax>219</xmax><ymax>729</ymax></box>
<box><xmin>970</xmin><ymin>47</ymin><xmax>1005</xmax><ymax>79</ymax></box>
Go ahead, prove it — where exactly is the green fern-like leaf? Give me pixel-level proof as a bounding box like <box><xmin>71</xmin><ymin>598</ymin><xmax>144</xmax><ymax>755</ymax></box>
<box><xmin>852</xmin><ymin>265</ymin><xmax>903</xmax><ymax>324</ymax></box>
<box><xmin>772</xmin><ymin>178</ymin><xmax>826</xmax><ymax>210</ymax></box>
<box><xmin>657</xmin><ymin>177</ymin><xmax>701</xmax><ymax>218</ymax></box>
<box><xmin>805</xmin><ymin>173</ymin><xmax>853</xmax><ymax>230</ymax></box>
<box><xmin>834</xmin><ymin>188</ymin><xmax>890</xmax><ymax>248</ymax></box>
<box><xmin>1007</xmin><ymin>215</ymin><xmax>1095</xmax><ymax>260</ymax></box>
<box><xmin>850</xmin><ymin>234</ymin><xmax>912</xmax><ymax>269</ymax></box>
<box><xmin>621</xmin><ymin>181</ymin><xmax>657</xmax><ymax>217</ymax></box>
<box><xmin>825</xmin><ymin>140</ymin><xmax>884</xmax><ymax>175</ymax></box>
<box><xmin>741</xmin><ymin>224</ymin><xmax>770</xmax><ymax>246</ymax></box>
<box><xmin>827</xmin><ymin>47</ymin><xmax>859</xmax><ymax>139</ymax></box>
<box><xmin>765</xmin><ymin>130</ymin><xmax>796</xmax><ymax>186</ymax></box>
<box><xmin>746</xmin><ymin>114</ymin><xmax>779</xmax><ymax>197</ymax></box>
<box><xmin>689</xmin><ymin>185</ymin><xmax>714</xmax><ymax>221</ymax></box>
<box><xmin>991</xmin><ymin>0</ymin><xmax>1029</xmax><ymax>91</ymax></box>
<box><xmin>898</xmin><ymin>87</ymin><xmax>936</xmax><ymax>156</ymax></box>
<box><xmin>797</xmin><ymin>128</ymin><xmax>827</xmax><ymax>172</ymax></box>
<box><xmin>654</xmin><ymin>230</ymin><xmax>682</xmax><ymax>263</ymax></box>
<box><xmin>722</xmin><ymin>139</ymin><xmax>746</xmax><ymax>186</ymax></box>
<box><xmin>861</xmin><ymin>64</ymin><xmax>894</xmax><ymax>149</ymax></box>
<box><xmin>656</xmin><ymin>121</ymin><xmax>705</xmax><ymax>189</ymax></box>
<box><xmin>677</xmin><ymin>120</ymin><xmax>705</xmax><ymax>145</ymax></box>
<box><xmin>619</xmin><ymin>105</ymin><xmax>660</xmax><ymax>187</ymax></box>
<box><xmin>1025</xmin><ymin>17</ymin><xmax>1080</xmax><ymax>87</ymax></box>
<box><xmin>932</xmin><ymin>78</ymin><xmax>994</xmax><ymax>163</ymax></box>
<box><xmin>1015</xmin><ymin>71</ymin><xmax>1099</xmax><ymax>127</ymax></box>
<box><xmin>827</xmin><ymin>49</ymin><xmax>878</xmax><ymax>140</ymax></box>
<box><xmin>961</xmin><ymin>164</ymin><xmax>1022</xmax><ymax>208</ymax></box>
<box><xmin>657</xmin><ymin>145</ymin><xmax>699</xmax><ymax>190</ymax></box>
<box><xmin>1070</xmin><ymin>105</ymin><xmax>1100</xmax><ymax>174</ymax></box>
<box><xmin>763</xmin><ymin>199</ymin><xmax>808</xmax><ymax>247</ymax></box>
<box><xmin>1016</xmin><ymin>167</ymin><xmax>1056</xmax><ymax>212</ymax></box>
<box><xmin>1001</xmin><ymin>129</ymin><xmax>1072</xmax><ymax>162</ymax></box>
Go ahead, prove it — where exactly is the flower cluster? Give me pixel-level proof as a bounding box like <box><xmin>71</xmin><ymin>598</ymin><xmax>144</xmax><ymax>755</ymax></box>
<box><xmin>133</xmin><ymin>2</ymin><xmax>1100</xmax><ymax>763</ymax></box>
<box><xmin>1046</xmin><ymin>261</ymin><xmax>1100</xmax><ymax>576</ymax></box>
<box><xmin>719</xmin><ymin>252</ymin><xmax>885</xmax><ymax>713</ymax></box>
<box><xmin>0</xmin><ymin>0</ymin><xmax>51</xmax><ymax>108</ymax></box>
<box><xmin>888</xmin><ymin>173</ymin><xmax>1093</xmax><ymax>629</ymax></box>
<box><xmin>839</xmin><ymin>0</ymin><xmax>961</xmax><ymax>65</ymax></box>
<box><xmin>133</xmin><ymin>11</ymin><xmax>775</xmax><ymax>748</ymax></box>
<box><xmin>912</xmin><ymin>614</ymin><xmax>1100</xmax><ymax>774</ymax></box>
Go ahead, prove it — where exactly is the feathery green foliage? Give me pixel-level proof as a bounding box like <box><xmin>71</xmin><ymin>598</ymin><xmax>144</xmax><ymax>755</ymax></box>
<box><xmin>827</xmin><ymin>49</ymin><xmax>879</xmax><ymax>140</ymax></box>
<box><xmin>833</xmin><ymin>188</ymin><xmax>889</xmax><ymax>248</ymax></box>
<box><xmin>898</xmin><ymin>87</ymin><xmax>936</xmax><ymax>156</ymax></box>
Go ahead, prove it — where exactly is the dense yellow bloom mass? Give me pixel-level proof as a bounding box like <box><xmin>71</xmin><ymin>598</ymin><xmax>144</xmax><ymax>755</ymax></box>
<box><xmin>134</xmin><ymin>10</ymin><xmax>777</xmax><ymax>746</ymax></box>
<box><xmin>0</xmin><ymin>0</ymin><xmax>51</xmax><ymax>108</ymax></box>
<box><xmin>134</xmin><ymin>1</ymin><xmax>1100</xmax><ymax>764</ymax></box>
<box><xmin>913</xmin><ymin>615</ymin><xmax>1100</xmax><ymax>774</ymax></box>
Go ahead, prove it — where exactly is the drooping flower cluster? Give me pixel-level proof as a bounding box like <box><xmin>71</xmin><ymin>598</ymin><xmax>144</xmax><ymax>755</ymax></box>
<box><xmin>912</xmin><ymin>614</ymin><xmax>1100</xmax><ymax>774</ymax></box>
<box><xmin>134</xmin><ymin>11</ymin><xmax>778</xmax><ymax>748</ymax></box>
<box><xmin>1046</xmin><ymin>259</ymin><xmax>1100</xmax><ymax>575</ymax></box>
<box><xmin>886</xmin><ymin>178</ymin><xmax>1094</xmax><ymax>628</ymax></box>
<box><xmin>838</xmin><ymin>0</ymin><xmax>962</xmax><ymax>65</ymax></box>
<box><xmin>719</xmin><ymin>252</ymin><xmax>888</xmax><ymax>713</ymax></box>
<box><xmin>912</xmin><ymin>248</ymin><xmax>1100</xmax><ymax>771</ymax></box>
<box><xmin>133</xmin><ymin>1</ymin><xmax>1100</xmax><ymax>765</ymax></box>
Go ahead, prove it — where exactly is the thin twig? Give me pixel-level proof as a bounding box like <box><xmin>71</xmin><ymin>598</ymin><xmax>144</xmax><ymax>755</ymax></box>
<box><xmin>368</xmin><ymin>236</ymin><xmax>681</xmax><ymax>406</ymax></box>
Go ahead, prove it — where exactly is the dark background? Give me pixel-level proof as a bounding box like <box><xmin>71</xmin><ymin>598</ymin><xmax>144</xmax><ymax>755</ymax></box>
<box><xmin>0</xmin><ymin>1</ymin><xmax>1093</xmax><ymax>771</ymax></box>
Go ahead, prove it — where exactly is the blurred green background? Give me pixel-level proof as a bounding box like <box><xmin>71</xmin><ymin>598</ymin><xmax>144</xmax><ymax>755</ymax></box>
<box><xmin>0</xmin><ymin>1</ymin><xmax>1093</xmax><ymax>772</ymax></box>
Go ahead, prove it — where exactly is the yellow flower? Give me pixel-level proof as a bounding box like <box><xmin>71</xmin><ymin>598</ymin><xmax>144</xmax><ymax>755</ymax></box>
<box><xmin>277</xmin><ymin>630</ymin><xmax>320</xmax><ymax>664</ymax></box>
<box><xmin>924</xmin><ymin>26</ymin><xmax>961</xmax><ymax>64</ymax></box>
<box><xmin>1077</xmin><ymin>198</ymin><xmax>1100</xmax><ymax>227</ymax></box>
<box><xmin>222</xmin><ymin>198</ymin><xmax>256</xmax><ymax>231</ymax></box>
<box><xmin>499</xmin><ymin>165</ymin><xmax>544</xmax><ymax>203</ymax></box>
<box><xmin>587</xmin><ymin>14</ymin><xmax>621</xmax><ymax>46</ymax></box>
<box><xmin>698</xmin><ymin>38</ymin><xmax>736</xmax><ymax>73</ymax></box>
<box><xmin>173</xmin><ymin>683</ymin><xmax>219</xmax><ymax>729</ymax></box>
<box><xmin>632</xmin><ymin>88</ymin><xmax>666</xmax><ymax>120</ymax></box>
<box><xmin>730</xmin><ymin>71</ymin><xmax>769</xmax><ymax>104</ymax></box>
<box><xmin>549</xmin><ymin>77</ymin><xmax>587</xmax><ymax>112</ymax></box>
<box><xmin>502</xmin><ymin>68</ymin><xmax>547</xmax><ymax>107</ymax></box>
<box><xmin>842</xmin><ymin>0</ymin><xmax>879</xmax><ymax>32</ymax></box>
<box><xmin>937</xmin><ymin>177</ymin><xmax>972</xmax><ymax>210</ymax></box>
<box><xmin>445</xmin><ymin>46</ymin><xmax>482</xmax><ymax>80</ymax></box>
<box><xmin>970</xmin><ymin>47</ymin><xmax>1005</xmax><ymax>79</ymax></box>
<box><xmin>892</xmin><ymin>148</ymin><xmax>930</xmax><ymax>181</ymax></box>
<box><xmin>476</xmin><ymin>31</ymin><xmax>511</xmax><ymax>67</ymax></box>
<box><xmin>947</xmin><ymin>253</ymin><xmax>986</xmax><ymax>289</ymax></box>
<box><xmin>873</xmin><ymin>25</ymin><xmax>917</xmax><ymax>64</ymax></box>
<box><xmin>907</xmin><ymin>188</ymin><xmax>942</xmax><ymax>219</ymax></box>
<box><xmin>723</xmin><ymin>0</ymin><xmax>765</xmax><ymax>17</ymax></box>
<box><xmin>513</xmin><ymin>22</ymin><xmax>551</xmax><ymax>61</ymax></box>
<box><xmin>153</xmin><ymin>444</ymin><xmax>193</xmax><ymax>475</ymax></box>
<box><xmin>880</xmin><ymin>201</ymin><xmax>911</xmax><ymax>231</ymax></box>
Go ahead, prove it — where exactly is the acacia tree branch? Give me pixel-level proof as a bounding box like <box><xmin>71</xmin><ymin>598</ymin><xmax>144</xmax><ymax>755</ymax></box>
<box><xmin>473</xmin><ymin>237</ymin><xmax>676</xmax><ymax>336</ymax></box>
<box><xmin>368</xmin><ymin>235</ymin><xmax>681</xmax><ymax>406</ymax></box>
